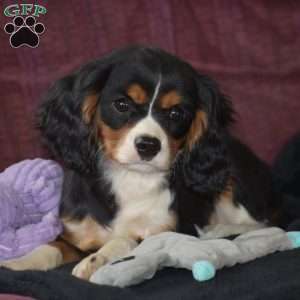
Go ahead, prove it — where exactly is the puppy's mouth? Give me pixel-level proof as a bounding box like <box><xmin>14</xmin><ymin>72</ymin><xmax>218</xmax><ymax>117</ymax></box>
<box><xmin>116</xmin><ymin>160</ymin><xmax>169</xmax><ymax>173</ymax></box>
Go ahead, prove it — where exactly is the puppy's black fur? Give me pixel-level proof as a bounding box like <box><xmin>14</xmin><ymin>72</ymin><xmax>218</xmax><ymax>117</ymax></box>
<box><xmin>38</xmin><ymin>45</ymin><xmax>283</xmax><ymax>238</ymax></box>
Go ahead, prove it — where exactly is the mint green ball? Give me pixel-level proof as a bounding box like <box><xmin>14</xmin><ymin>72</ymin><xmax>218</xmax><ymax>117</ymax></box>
<box><xmin>287</xmin><ymin>232</ymin><xmax>300</xmax><ymax>248</ymax></box>
<box><xmin>192</xmin><ymin>261</ymin><xmax>215</xmax><ymax>282</ymax></box>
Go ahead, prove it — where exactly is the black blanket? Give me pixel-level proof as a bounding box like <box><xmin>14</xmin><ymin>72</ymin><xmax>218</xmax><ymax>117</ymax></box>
<box><xmin>1</xmin><ymin>217</ymin><xmax>300</xmax><ymax>299</ymax></box>
<box><xmin>1</xmin><ymin>245</ymin><xmax>300</xmax><ymax>300</ymax></box>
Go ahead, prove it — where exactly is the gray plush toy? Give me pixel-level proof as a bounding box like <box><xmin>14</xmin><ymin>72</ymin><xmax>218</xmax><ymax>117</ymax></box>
<box><xmin>90</xmin><ymin>227</ymin><xmax>300</xmax><ymax>287</ymax></box>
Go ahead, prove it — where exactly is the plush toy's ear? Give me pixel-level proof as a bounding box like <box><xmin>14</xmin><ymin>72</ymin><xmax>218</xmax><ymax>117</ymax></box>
<box><xmin>178</xmin><ymin>75</ymin><xmax>234</xmax><ymax>196</ymax></box>
<box><xmin>37</xmin><ymin>59</ymin><xmax>113</xmax><ymax>174</ymax></box>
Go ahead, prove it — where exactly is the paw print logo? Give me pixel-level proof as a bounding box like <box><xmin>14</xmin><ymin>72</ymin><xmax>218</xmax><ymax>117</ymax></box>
<box><xmin>4</xmin><ymin>16</ymin><xmax>45</xmax><ymax>48</ymax></box>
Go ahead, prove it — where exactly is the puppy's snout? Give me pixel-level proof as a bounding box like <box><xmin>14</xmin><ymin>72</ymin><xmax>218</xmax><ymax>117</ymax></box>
<box><xmin>134</xmin><ymin>135</ymin><xmax>161</xmax><ymax>161</ymax></box>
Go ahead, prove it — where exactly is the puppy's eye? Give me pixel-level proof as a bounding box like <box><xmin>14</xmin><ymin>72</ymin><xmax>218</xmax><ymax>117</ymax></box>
<box><xmin>168</xmin><ymin>106</ymin><xmax>185</xmax><ymax>121</ymax></box>
<box><xmin>113</xmin><ymin>98</ymin><xmax>130</xmax><ymax>112</ymax></box>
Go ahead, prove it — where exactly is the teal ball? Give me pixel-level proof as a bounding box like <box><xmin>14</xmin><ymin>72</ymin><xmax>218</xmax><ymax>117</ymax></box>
<box><xmin>287</xmin><ymin>232</ymin><xmax>300</xmax><ymax>248</ymax></box>
<box><xmin>192</xmin><ymin>261</ymin><xmax>216</xmax><ymax>282</ymax></box>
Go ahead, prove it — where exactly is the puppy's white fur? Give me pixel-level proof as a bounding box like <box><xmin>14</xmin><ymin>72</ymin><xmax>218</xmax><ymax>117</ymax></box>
<box><xmin>115</xmin><ymin>116</ymin><xmax>170</xmax><ymax>172</ymax></box>
<box><xmin>210</xmin><ymin>200</ymin><xmax>259</xmax><ymax>225</ymax></box>
<box><xmin>196</xmin><ymin>194</ymin><xmax>265</xmax><ymax>239</ymax></box>
<box><xmin>148</xmin><ymin>73</ymin><xmax>161</xmax><ymax>116</ymax></box>
<box><xmin>104</xmin><ymin>161</ymin><xmax>174</xmax><ymax>239</ymax></box>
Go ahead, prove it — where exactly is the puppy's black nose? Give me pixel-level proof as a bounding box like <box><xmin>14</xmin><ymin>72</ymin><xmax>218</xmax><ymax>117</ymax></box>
<box><xmin>135</xmin><ymin>135</ymin><xmax>161</xmax><ymax>161</ymax></box>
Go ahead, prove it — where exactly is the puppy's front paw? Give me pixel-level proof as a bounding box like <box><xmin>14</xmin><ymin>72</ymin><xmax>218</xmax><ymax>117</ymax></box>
<box><xmin>72</xmin><ymin>254</ymin><xmax>106</xmax><ymax>280</ymax></box>
<box><xmin>0</xmin><ymin>259</ymin><xmax>22</xmax><ymax>270</ymax></box>
<box><xmin>0</xmin><ymin>245</ymin><xmax>63</xmax><ymax>271</ymax></box>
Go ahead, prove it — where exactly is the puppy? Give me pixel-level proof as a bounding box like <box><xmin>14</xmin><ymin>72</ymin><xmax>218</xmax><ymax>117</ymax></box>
<box><xmin>1</xmin><ymin>46</ymin><xmax>283</xmax><ymax>280</ymax></box>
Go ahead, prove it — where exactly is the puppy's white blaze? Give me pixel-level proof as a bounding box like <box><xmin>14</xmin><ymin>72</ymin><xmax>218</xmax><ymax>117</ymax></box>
<box><xmin>148</xmin><ymin>73</ymin><xmax>162</xmax><ymax>116</ymax></box>
<box><xmin>115</xmin><ymin>116</ymin><xmax>170</xmax><ymax>171</ymax></box>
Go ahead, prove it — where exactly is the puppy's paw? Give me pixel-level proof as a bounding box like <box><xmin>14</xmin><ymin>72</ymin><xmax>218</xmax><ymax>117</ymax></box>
<box><xmin>0</xmin><ymin>259</ymin><xmax>22</xmax><ymax>270</ymax></box>
<box><xmin>0</xmin><ymin>245</ymin><xmax>62</xmax><ymax>271</ymax></box>
<box><xmin>200</xmin><ymin>224</ymin><xmax>265</xmax><ymax>240</ymax></box>
<box><xmin>72</xmin><ymin>253</ymin><xmax>106</xmax><ymax>280</ymax></box>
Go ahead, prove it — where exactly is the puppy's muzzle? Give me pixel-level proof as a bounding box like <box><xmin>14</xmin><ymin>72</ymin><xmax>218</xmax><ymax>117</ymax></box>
<box><xmin>134</xmin><ymin>135</ymin><xmax>161</xmax><ymax>161</ymax></box>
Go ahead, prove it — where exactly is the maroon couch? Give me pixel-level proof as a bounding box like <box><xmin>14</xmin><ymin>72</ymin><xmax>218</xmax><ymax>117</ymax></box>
<box><xmin>0</xmin><ymin>0</ymin><xmax>300</xmax><ymax>171</ymax></box>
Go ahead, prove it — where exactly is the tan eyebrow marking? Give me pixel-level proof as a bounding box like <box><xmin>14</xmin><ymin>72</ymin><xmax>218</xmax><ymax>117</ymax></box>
<box><xmin>159</xmin><ymin>90</ymin><xmax>181</xmax><ymax>109</ymax></box>
<box><xmin>126</xmin><ymin>83</ymin><xmax>148</xmax><ymax>104</ymax></box>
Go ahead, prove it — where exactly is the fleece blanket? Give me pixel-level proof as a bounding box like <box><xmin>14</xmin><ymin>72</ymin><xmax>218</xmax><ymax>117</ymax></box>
<box><xmin>0</xmin><ymin>242</ymin><xmax>300</xmax><ymax>300</ymax></box>
<box><xmin>1</xmin><ymin>221</ymin><xmax>300</xmax><ymax>300</ymax></box>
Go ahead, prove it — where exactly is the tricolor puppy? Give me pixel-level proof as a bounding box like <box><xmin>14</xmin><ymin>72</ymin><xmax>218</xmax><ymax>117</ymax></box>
<box><xmin>2</xmin><ymin>46</ymin><xmax>283</xmax><ymax>280</ymax></box>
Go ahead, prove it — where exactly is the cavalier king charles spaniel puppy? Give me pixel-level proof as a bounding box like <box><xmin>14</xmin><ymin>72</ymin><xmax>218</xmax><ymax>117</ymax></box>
<box><xmin>2</xmin><ymin>46</ymin><xmax>283</xmax><ymax>280</ymax></box>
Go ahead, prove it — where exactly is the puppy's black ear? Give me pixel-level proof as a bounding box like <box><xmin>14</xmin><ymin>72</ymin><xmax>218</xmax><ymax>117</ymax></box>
<box><xmin>180</xmin><ymin>131</ymin><xmax>231</xmax><ymax>197</ymax></box>
<box><xmin>179</xmin><ymin>75</ymin><xmax>234</xmax><ymax>197</ymax></box>
<box><xmin>197</xmin><ymin>75</ymin><xmax>234</xmax><ymax>131</ymax></box>
<box><xmin>37</xmin><ymin>59</ymin><xmax>113</xmax><ymax>174</ymax></box>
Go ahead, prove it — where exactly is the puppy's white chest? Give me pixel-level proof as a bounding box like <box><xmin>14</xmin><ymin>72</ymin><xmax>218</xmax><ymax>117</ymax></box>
<box><xmin>106</xmin><ymin>165</ymin><xmax>175</xmax><ymax>239</ymax></box>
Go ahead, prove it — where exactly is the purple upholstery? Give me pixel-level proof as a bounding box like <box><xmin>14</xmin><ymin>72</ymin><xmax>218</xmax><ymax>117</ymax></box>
<box><xmin>0</xmin><ymin>1</ymin><xmax>299</xmax><ymax>169</ymax></box>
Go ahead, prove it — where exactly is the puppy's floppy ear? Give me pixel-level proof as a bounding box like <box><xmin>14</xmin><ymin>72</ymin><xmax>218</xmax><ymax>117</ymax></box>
<box><xmin>37</xmin><ymin>59</ymin><xmax>113</xmax><ymax>174</ymax></box>
<box><xmin>180</xmin><ymin>132</ymin><xmax>231</xmax><ymax>197</ymax></box>
<box><xmin>197</xmin><ymin>74</ymin><xmax>234</xmax><ymax>131</ymax></box>
<box><xmin>179</xmin><ymin>75</ymin><xmax>234</xmax><ymax>196</ymax></box>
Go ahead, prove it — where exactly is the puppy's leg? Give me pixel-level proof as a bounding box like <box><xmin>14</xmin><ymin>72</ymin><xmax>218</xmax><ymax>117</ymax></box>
<box><xmin>0</xmin><ymin>245</ymin><xmax>62</xmax><ymax>271</ymax></box>
<box><xmin>199</xmin><ymin>223</ymin><xmax>265</xmax><ymax>240</ymax></box>
<box><xmin>0</xmin><ymin>240</ymin><xmax>81</xmax><ymax>271</ymax></box>
<box><xmin>72</xmin><ymin>237</ymin><xmax>138</xmax><ymax>280</ymax></box>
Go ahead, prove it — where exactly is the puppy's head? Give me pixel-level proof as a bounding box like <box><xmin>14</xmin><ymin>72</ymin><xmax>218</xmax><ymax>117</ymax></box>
<box><xmin>38</xmin><ymin>46</ymin><xmax>233</xmax><ymax>174</ymax></box>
